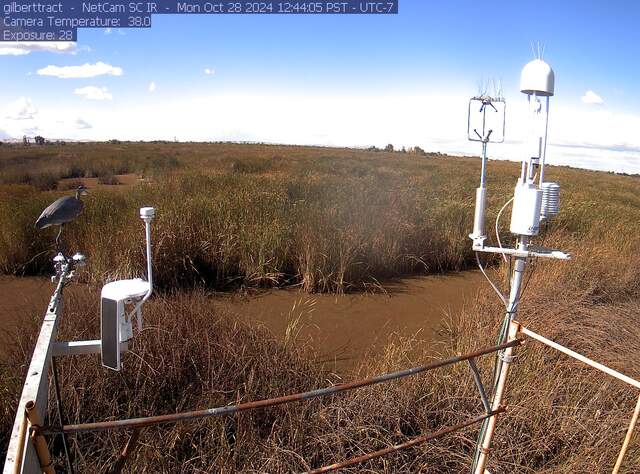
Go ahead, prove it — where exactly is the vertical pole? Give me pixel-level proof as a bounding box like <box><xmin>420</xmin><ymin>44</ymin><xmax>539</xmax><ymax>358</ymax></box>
<box><xmin>505</xmin><ymin>238</ymin><xmax>529</xmax><ymax>320</ymax></box>
<box><xmin>539</xmin><ymin>96</ymin><xmax>550</xmax><ymax>186</ymax></box>
<box><xmin>612</xmin><ymin>393</ymin><xmax>640</xmax><ymax>474</ymax></box>
<box><xmin>480</xmin><ymin>141</ymin><xmax>488</xmax><ymax>188</ymax></box>
<box><xmin>145</xmin><ymin>220</ymin><xmax>153</xmax><ymax>291</ymax></box>
<box><xmin>474</xmin><ymin>238</ymin><xmax>528</xmax><ymax>474</ymax></box>
<box><xmin>473</xmin><ymin>319</ymin><xmax>520</xmax><ymax>474</ymax></box>
<box><xmin>471</xmin><ymin>141</ymin><xmax>489</xmax><ymax>242</ymax></box>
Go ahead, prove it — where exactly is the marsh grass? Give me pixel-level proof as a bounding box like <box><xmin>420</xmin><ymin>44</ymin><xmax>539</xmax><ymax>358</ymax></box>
<box><xmin>0</xmin><ymin>143</ymin><xmax>487</xmax><ymax>291</ymax></box>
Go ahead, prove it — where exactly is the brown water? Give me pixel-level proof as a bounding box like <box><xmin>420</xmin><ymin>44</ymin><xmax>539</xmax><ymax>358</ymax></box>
<box><xmin>214</xmin><ymin>272</ymin><xmax>484</xmax><ymax>369</ymax></box>
<box><xmin>0</xmin><ymin>272</ymin><xmax>484</xmax><ymax>368</ymax></box>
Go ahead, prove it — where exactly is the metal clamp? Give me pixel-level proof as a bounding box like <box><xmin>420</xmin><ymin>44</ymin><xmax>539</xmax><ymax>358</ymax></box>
<box><xmin>499</xmin><ymin>351</ymin><xmax>516</xmax><ymax>364</ymax></box>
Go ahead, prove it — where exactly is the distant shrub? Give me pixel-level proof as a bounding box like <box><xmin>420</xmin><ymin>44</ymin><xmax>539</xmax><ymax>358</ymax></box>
<box><xmin>384</xmin><ymin>144</ymin><xmax>394</xmax><ymax>152</ymax></box>
<box><xmin>229</xmin><ymin>157</ymin><xmax>274</xmax><ymax>174</ymax></box>
<box><xmin>28</xmin><ymin>172</ymin><xmax>59</xmax><ymax>191</ymax></box>
<box><xmin>98</xmin><ymin>174</ymin><xmax>121</xmax><ymax>185</ymax></box>
<box><xmin>59</xmin><ymin>179</ymin><xmax>85</xmax><ymax>190</ymax></box>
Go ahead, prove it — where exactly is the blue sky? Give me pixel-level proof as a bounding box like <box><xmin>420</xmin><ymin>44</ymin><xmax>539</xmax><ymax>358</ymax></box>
<box><xmin>2</xmin><ymin>0</ymin><xmax>640</xmax><ymax>172</ymax></box>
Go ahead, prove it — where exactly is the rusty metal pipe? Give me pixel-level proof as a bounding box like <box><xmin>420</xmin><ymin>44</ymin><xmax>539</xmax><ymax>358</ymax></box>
<box><xmin>108</xmin><ymin>429</ymin><xmax>142</xmax><ymax>474</ymax></box>
<box><xmin>305</xmin><ymin>407</ymin><xmax>506</xmax><ymax>474</ymax></box>
<box><xmin>40</xmin><ymin>339</ymin><xmax>521</xmax><ymax>436</ymax></box>
<box><xmin>25</xmin><ymin>401</ymin><xmax>55</xmax><ymax>474</ymax></box>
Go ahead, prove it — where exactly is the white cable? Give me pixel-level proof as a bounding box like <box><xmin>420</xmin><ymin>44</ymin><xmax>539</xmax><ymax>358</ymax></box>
<box><xmin>476</xmin><ymin>252</ymin><xmax>508</xmax><ymax>308</ymax></box>
<box><xmin>495</xmin><ymin>197</ymin><xmax>514</xmax><ymax>262</ymax></box>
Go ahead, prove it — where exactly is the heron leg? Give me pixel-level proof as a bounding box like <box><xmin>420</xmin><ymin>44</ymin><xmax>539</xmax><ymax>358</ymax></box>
<box><xmin>55</xmin><ymin>225</ymin><xmax>63</xmax><ymax>252</ymax></box>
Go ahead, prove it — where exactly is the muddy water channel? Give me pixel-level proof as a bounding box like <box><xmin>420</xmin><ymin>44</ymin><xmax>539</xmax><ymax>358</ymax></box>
<box><xmin>215</xmin><ymin>271</ymin><xmax>484</xmax><ymax>370</ymax></box>
<box><xmin>0</xmin><ymin>272</ymin><xmax>484</xmax><ymax>370</ymax></box>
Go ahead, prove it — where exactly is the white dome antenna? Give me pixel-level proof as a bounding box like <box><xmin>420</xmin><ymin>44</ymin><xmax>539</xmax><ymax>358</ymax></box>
<box><xmin>520</xmin><ymin>58</ymin><xmax>555</xmax><ymax>97</ymax></box>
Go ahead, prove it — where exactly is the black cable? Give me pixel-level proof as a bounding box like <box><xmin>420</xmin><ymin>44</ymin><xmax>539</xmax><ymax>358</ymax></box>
<box><xmin>52</xmin><ymin>357</ymin><xmax>74</xmax><ymax>474</ymax></box>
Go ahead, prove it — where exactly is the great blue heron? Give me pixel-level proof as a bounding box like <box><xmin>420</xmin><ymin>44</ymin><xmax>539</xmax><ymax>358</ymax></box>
<box><xmin>35</xmin><ymin>185</ymin><xmax>89</xmax><ymax>248</ymax></box>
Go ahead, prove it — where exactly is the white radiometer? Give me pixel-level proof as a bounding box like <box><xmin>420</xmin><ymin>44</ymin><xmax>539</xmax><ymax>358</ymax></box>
<box><xmin>100</xmin><ymin>206</ymin><xmax>155</xmax><ymax>371</ymax></box>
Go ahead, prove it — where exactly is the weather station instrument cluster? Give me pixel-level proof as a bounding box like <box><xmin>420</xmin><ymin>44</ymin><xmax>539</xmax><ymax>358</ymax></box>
<box><xmin>469</xmin><ymin>55</ymin><xmax>571</xmax><ymax>473</ymax></box>
<box><xmin>468</xmin><ymin>57</ymin><xmax>569</xmax><ymax>261</ymax></box>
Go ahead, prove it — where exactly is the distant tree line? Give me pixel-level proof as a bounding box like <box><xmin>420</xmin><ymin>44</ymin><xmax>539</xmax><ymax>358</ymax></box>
<box><xmin>366</xmin><ymin>144</ymin><xmax>428</xmax><ymax>155</ymax></box>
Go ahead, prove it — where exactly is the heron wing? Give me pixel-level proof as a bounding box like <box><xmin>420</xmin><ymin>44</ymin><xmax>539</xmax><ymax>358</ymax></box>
<box><xmin>35</xmin><ymin>197</ymin><xmax>84</xmax><ymax>229</ymax></box>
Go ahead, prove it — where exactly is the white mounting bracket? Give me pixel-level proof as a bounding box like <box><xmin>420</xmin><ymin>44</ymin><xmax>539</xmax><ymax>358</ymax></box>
<box><xmin>473</xmin><ymin>243</ymin><xmax>570</xmax><ymax>261</ymax></box>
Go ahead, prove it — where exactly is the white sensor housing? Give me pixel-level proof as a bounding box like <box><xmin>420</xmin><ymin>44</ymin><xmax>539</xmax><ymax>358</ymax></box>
<box><xmin>510</xmin><ymin>181</ymin><xmax>543</xmax><ymax>236</ymax></box>
<box><xmin>470</xmin><ymin>187</ymin><xmax>488</xmax><ymax>241</ymax></box>
<box><xmin>140</xmin><ymin>207</ymin><xmax>155</xmax><ymax>220</ymax></box>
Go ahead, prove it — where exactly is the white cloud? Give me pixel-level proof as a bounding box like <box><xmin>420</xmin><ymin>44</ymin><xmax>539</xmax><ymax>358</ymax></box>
<box><xmin>75</xmin><ymin>118</ymin><xmax>92</xmax><ymax>129</ymax></box>
<box><xmin>4</xmin><ymin>97</ymin><xmax>38</xmax><ymax>120</ymax></box>
<box><xmin>2</xmin><ymin>92</ymin><xmax>640</xmax><ymax>174</ymax></box>
<box><xmin>148</xmin><ymin>81</ymin><xmax>156</xmax><ymax>93</ymax></box>
<box><xmin>581</xmin><ymin>90</ymin><xmax>604</xmax><ymax>105</ymax></box>
<box><xmin>37</xmin><ymin>61</ymin><xmax>123</xmax><ymax>79</ymax></box>
<box><xmin>0</xmin><ymin>42</ymin><xmax>77</xmax><ymax>56</ymax></box>
<box><xmin>204</xmin><ymin>68</ymin><xmax>215</xmax><ymax>75</ymax></box>
<box><xmin>74</xmin><ymin>86</ymin><xmax>113</xmax><ymax>100</ymax></box>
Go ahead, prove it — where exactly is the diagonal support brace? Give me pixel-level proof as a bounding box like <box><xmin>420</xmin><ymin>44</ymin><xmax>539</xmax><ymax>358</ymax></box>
<box><xmin>468</xmin><ymin>358</ymin><xmax>491</xmax><ymax>414</ymax></box>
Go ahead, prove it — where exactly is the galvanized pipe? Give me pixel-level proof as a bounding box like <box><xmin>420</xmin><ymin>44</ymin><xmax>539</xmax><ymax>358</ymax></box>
<box><xmin>467</xmin><ymin>358</ymin><xmax>491</xmax><ymax>414</ymax></box>
<box><xmin>39</xmin><ymin>340</ymin><xmax>521</xmax><ymax>436</ymax></box>
<box><xmin>305</xmin><ymin>407</ymin><xmax>506</xmax><ymax>474</ymax></box>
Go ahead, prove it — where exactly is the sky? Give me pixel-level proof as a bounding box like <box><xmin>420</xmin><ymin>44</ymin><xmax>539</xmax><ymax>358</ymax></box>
<box><xmin>2</xmin><ymin>0</ymin><xmax>640</xmax><ymax>173</ymax></box>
